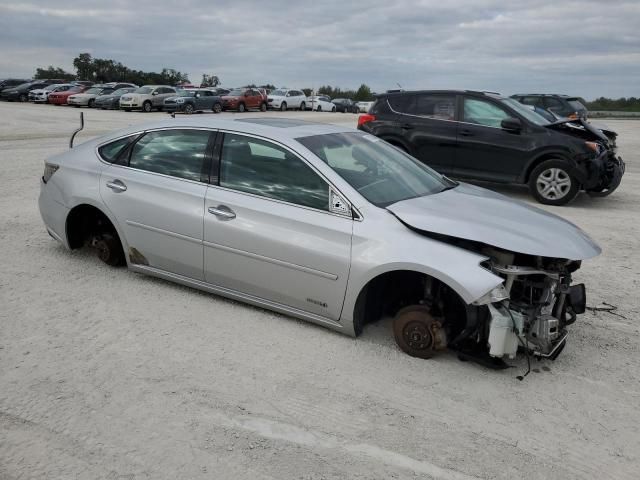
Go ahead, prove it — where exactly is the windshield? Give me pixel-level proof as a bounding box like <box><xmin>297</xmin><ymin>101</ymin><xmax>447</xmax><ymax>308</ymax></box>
<box><xmin>177</xmin><ymin>90</ymin><xmax>196</xmax><ymax>97</ymax></box>
<box><xmin>297</xmin><ymin>132</ymin><xmax>453</xmax><ymax>207</ymax></box>
<box><xmin>134</xmin><ymin>87</ymin><xmax>153</xmax><ymax>94</ymax></box>
<box><xmin>68</xmin><ymin>86</ymin><xmax>83</xmax><ymax>93</ymax></box>
<box><xmin>500</xmin><ymin>98</ymin><xmax>551</xmax><ymax>126</ymax></box>
<box><xmin>85</xmin><ymin>87</ymin><xmax>103</xmax><ymax>94</ymax></box>
<box><xmin>226</xmin><ymin>89</ymin><xmax>243</xmax><ymax>96</ymax></box>
<box><xmin>44</xmin><ymin>84</ymin><xmax>60</xmax><ymax>91</ymax></box>
<box><xmin>270</xmin><ymin>89</ymin><xmax>287</xmax><ymax>96</ymax></box>
<box><xmin>112</xmin><ymin>88</ymin><xmax>132</xmax><ymax>96</ymax></box>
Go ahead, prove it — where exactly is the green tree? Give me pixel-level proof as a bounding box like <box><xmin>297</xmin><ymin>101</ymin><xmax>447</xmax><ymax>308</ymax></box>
<box><xmin>73</xmin><ymin>53</ymin><xmax>93</xmax><ymax>80</ymax></box>
<box><xmin>34</xmin><ymin>66</ymin><xmax>75</xmax><ymax>81</ymax></box>
<box><xmin>354</xmin><ymin>83</ymin><xmax>372</xmax><ymax>102</ymax></box>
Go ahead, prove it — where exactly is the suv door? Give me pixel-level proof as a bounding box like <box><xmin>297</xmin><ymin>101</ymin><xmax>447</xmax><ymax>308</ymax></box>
<box><xmin>100</xmin><ymin>129</ymin><xmax>214</xmax><ymax>280</ymax></box>
<box><xmin>384</xmin><ymin>93</ymin><xmax>458</xmax><ymax>175</ymax></box>
<box><xmin>455</xmin><ymin>96</ymin><xmax>533</xmax><ymax>182</ymax></box>
<box><xmin>203</xmin><ymin>132</ymin><xmax>352</xmax><ymax>320</ymax></box>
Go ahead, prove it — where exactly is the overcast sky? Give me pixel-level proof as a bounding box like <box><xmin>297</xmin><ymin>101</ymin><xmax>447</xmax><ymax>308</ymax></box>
<box><xmin>0</xmin><ymin>0</ymin><xmax>638</xmax><ymax>99</ymax></box>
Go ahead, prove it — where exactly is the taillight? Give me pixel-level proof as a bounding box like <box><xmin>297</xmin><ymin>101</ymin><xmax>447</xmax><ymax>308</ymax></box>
<box><xmin>358</xmin><ymin>114</ymin><xmax>376</xmax><ymax>127</ymax></box>
<box><xmin>42</xmin><ymin>163</ymin><xmax>59</xmax><ymax>183</ymax></box>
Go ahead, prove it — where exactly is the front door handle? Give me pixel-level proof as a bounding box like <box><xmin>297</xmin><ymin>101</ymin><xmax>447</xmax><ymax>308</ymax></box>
<box><xmin>401</xmin><ymin>123</ymin><xmax>414</xmax><ymax>130</ymax></box>
<box><xmin>208</xmin><ymin>205</ymin><xmax>236</xmax><ymax>220</ymax></box>
<box><xmin>106</xmin><ymin>179</ymin><xmax>127</xmax><ymax>192</ymax></box>
<box><xmin>459</xmin><ymin>129</ymin><xmax>474</xmax><ymax>137</ymax></box>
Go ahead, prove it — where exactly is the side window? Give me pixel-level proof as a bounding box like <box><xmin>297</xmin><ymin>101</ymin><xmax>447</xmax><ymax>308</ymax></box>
<box><xmin>98</xmin><ymin>135</ymin><xmax>136</xmax><ymax>163</ymax></box>
<box><xmin>409</xmin><ymin>95</ymin><xmax>455</xmax><ymax>120</ymax></box>
<box><xmin>463</xmin><ymin>98</ymin><xmax>510</xmax><ymax>128</ymax></box>
<box><xmin>128</xmin><ymin>129</ymin><xmax>210</xmax><ymax>181</ymax></box>
<box><xmin>220</xmin><ymin>133</ymin><xmax>329</xmax><ymax>210</ymax></box>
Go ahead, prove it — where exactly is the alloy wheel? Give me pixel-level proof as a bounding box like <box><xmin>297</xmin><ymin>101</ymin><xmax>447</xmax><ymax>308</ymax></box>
<box><xmin>536</xmin><ymin>168</ymin><xmax>572</xmax><ymax>200</ymax></box>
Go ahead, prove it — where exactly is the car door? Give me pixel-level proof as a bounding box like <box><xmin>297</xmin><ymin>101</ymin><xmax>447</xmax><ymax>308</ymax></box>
<box><xmin>385</xmin><ymin>93</ymin><xmax>458</xmax><ymax>175</ymax></box>
<box><xmin>100</xmin><ymin>128</ymin><xmax>214</xmax><ymax>280</ymax></box>
<box><xmin>197</xmin><ymin>90</ymin><xmax>212</xmax><ymax>110</ymax></box>
<box><xmin>203</xmin><ymin>132</ymin><xmax>353</xmax><ymax>320</ymax></box>
<box><xmin>454</xmin><ymin>96</ymin><xmax>533</xmax><ymax>182</ymax></box>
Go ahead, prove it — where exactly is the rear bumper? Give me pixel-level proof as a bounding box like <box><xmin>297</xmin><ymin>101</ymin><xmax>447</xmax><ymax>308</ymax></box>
<box><xmin>38</xmin><ymin>180</ymin><xmax>70</xmax><ymax>249</ymax></box>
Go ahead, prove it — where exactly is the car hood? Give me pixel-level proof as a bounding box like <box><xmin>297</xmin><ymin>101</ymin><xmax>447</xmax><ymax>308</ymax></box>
<box><xmin>386</xmin><ymin>183</ymin><xmax>601</xmax><ymax>260</ymax></box>
<box><xmin>546</xmin><ymin>118</ymin><xmax>609</xmax><ymax>144</ymax></box>
<box><xmin>96</xmin><ymin>94</ymin><xmax>117</xmax><ymax>101</ymax></box>
<box><xmin>30</xmin><ymin>89</ymin><xmax>48</xmax><ymax>94</ymax></box>
<box><xmin>69</xmin><ymin>93</ymin><xmax>95</xmax><ymax>99</ymax></box>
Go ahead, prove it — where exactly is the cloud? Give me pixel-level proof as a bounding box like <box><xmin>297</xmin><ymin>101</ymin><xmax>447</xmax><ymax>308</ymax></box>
<box><xmin>0</xmin><ymin>0</ymin><xmax>638</xmax><ymax>98</ymax></box>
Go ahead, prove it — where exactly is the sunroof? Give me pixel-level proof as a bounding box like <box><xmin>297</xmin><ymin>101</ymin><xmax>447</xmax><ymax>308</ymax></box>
<box><xmin>234</xmin><ymin>118</ymin><xmax>316</xmax><ymax>128</ymax></box>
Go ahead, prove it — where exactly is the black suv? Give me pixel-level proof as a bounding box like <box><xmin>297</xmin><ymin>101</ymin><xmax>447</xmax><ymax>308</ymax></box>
<box><xmin>511</xmin><ymin>94</ymin><xmax>588</xmax><ymax>120</ymax></box>
<box><xmin>358</xmin><ymin>90</ymin><xmax>624</xmax><ymax>205</ymax></box>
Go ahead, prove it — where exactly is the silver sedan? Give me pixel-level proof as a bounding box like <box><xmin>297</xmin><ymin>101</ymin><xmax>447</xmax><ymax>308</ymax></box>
<box><xmin>38</xmin><ymin>117</ymin><xmax>600</xmax><ymax>366</ymax></box>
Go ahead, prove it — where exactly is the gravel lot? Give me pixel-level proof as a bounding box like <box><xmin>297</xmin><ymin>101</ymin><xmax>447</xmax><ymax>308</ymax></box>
<box><xmin>1</xmin><ymin>102</ymin><xmax>638</xmax><ymax>479</ymax></box>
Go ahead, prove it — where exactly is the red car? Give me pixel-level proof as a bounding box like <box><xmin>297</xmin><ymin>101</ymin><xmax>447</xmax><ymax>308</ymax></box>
<box><xmin>220</xmin><ymin>87</ymin><xmax>268</xmax><ymax>112</ymax></box>
<box><xmin>48</xmin><ymin>85</ymin><xmax>88</xmax><ymax>105</ymax></box>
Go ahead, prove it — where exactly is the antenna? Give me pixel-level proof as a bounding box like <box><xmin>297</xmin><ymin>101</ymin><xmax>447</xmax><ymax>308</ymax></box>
<box><xmin>69</xmin><ymin>112</ymin><xmax>84</xmax><ymax>149</ymax></box>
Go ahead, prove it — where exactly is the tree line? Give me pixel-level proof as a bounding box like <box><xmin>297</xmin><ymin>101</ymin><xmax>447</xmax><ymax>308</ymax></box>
<box><xmin>32</xmin><ymin>53</ymin><xmax>376</xmax><ymax>100</ymax></box>
<box><xmin>585</xmin><ymin>97</ymin><xmax>640</xmax><ymax>112</ymax></box>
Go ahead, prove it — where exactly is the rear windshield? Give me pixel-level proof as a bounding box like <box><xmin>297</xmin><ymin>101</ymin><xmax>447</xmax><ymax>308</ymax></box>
<box><xmin>226</xmin><ymin>89</ymin><xmax>243</xmax><ymax>96</ymax></box>
<box><xmin>297</xmin><ymin>132</ymin><xmax>452</xmax><ymax>207</ymax></box>
<box><xmin>270</xmin><ymin>89</ymin><xmax>287</xmax><ymax>96</ymax></box>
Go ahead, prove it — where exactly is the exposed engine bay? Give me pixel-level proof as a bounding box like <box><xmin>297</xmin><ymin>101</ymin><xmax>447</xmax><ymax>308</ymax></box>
<box><xmin>477</xmin><ymin>247</ymin><xmax>586</xmax><ymax>361</ymax></box>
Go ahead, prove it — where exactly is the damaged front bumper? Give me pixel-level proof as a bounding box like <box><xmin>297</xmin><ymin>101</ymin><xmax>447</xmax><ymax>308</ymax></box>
<box><xmin>586</xmin><ymin>152</ymin><xmax>625</xmax><ymax>197</ymax></box>
<box><xmin>482</xmin><ymin>262</ymin><xmax>586</xmax><ymax>361</ymax></box>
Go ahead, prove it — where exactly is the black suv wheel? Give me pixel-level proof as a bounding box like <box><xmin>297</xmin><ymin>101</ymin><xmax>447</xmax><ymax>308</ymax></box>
<box><xmin>528</xmin><ymin>160</ymin><xmax>579</xmax><ymax>206</ymax></box>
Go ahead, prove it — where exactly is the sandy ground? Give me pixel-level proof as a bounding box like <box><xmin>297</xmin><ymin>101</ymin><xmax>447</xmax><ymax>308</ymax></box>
<box><xmin>1</xmin><ymin>102</ymin><xmax>639</xmax><ymax>480</ymax></box>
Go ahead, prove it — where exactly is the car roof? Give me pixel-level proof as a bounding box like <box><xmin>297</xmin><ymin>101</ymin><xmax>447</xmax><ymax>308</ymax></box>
<box><xmin>98</xmin><ymin>117</ymin><xmax>355</xmax><ymax>144</ymax></box>
<box><xmin>512</xmin><ymin>93</ymin><xmax>576</xmax><ymax>98</ymax></box>
<box><xmin>376</xmin><ymin>89</ymin><xmax>507</xmax><ymax>99</ymax></box>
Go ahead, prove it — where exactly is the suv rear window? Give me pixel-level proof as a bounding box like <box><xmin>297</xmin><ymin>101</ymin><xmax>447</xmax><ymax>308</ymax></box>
<box><xmin>568</xmin><ymin>99</ymin><xmax>586</xmax><ymax>111</ymax></box>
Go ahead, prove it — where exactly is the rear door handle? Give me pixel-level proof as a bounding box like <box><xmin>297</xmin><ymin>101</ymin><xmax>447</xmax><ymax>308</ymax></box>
<box><xmin>106</xmin><ymin>179</ymin><xmax>127</xmax><ymax>192</ymax></box>
<box><xmin>459</xmin><ymin>129</ymin><xmax>474</xmax><ymax>137</ymax></box>
<box><xmin>208</xmin><ymin>205</ymin><xmax>236</xmax><ymax>220</ymax></box>
<box><xmin>401</xmin><ymin>123</ymin><xmax>414</xmax><ymax>130</ymax></box>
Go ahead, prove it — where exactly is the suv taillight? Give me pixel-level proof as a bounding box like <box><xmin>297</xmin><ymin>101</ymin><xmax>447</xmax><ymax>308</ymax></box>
<box><xmin>42</xmin><ymin>163</ymin><xmax>59</xmax><ymax>183</ymax></box>
<box><xmin>358</xmin><ymin>114</ymin><xmax>376</xmax><ymax>127</ymax></box>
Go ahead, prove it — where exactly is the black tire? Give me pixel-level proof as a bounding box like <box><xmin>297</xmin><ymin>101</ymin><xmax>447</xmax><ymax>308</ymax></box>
<box><xmin>142</xmin><ymin>101</ymin><xmax>152</xmax><ymax>113</ymax></box>
<box><xmin>88</xmin><ymin>99</ymin><xmax>95</xmax><ymax>108</ymax></box>
<box><xmin>331</xmin><ymin>106</ymin><xmax>336</xmax><ymax>112</ymax></box>
<box><xmin>19</xmin><ymin>93</ymin><xmax>28</xmax><ymax>102</ymax></box>
<box><xmin>92</xmin><ymin>232</ymin><xmax>125</xmax><ymax>267</ymax></box>
<box><xmin>260</xmin><ymin>102</ymin><xmax>267</xmax><ymax>112</ymax></box>
<box><xmin>528</xmin><ymin>159</ymin><xmax>579</xmax><ymax>206</ymax></box>
<box><xmin>184</xmin><ymin>103</ymin><xmax>194</xmax><ymax>114</ymax></box>
<box><xmin>280</xmin><ymin>102</ymin><xmax>287</xmax><ymax>111</ymax></box>
<box><xmin>212</xmin><ymin>102</ymin><xmax>222</xmax><ymax>113</ymax></box>
<box><xmin>392</xmin><ymin>305</ymin><xmax>446</xmax><ymax>359</ymax></box>
<box><xmin>123</xmin><ymin>108</ymin><xmax>131</xmax><ymax>112</ymax></box>
<box><xmin>299</xmin><ymin>101</ymin><xmax>306</xmax><ymax>111</ymax></box>
<box><xmin>238</xmin><ymin>102</ymin><xmax>246</xmax><ymax>113</ymax></box>
<box><xmin>317</xmin><ymin>105</ymin><xmax>322</xmax><ymax>112</ymax></box>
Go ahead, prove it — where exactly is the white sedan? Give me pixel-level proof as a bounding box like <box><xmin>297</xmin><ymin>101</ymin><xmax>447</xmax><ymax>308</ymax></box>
<box><xmin>307</xmin><ymin>95</ymin><xmax>336</xmax><ymax>112</ymax></box>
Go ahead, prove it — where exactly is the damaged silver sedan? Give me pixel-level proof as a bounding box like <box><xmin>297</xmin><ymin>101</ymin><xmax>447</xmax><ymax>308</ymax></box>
<box><xmin>38</xmin><ymin>117</ymin><xmax>600</xmax><ymax>367</ymax></box>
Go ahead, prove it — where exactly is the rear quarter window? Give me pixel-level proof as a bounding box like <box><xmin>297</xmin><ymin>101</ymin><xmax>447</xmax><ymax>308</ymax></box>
<box><xmin>98</xmin><ymin>136</ymin><xmax>136</xmax><ymax>163</ymax></box>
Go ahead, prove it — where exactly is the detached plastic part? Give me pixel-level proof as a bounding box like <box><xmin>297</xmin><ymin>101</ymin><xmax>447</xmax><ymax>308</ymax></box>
<box><xmin>487</xmin><ymin>303</ymin><xmax>522</xmax><ymax>359</ymax></box>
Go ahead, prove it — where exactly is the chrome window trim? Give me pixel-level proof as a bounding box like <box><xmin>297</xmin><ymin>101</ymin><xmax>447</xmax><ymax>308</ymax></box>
<box><xmin>95</xmin><ymin>126</ymin><xmax>364</xmax><ymax>220</ymax></box>
<box><xmin>385</xmin><ymin>97</ymin><xmax>512</xmax><ymax>131</ymax></box>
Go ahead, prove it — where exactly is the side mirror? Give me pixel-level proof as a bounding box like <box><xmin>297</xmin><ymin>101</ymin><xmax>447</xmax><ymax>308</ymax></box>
<box><xmin>501</xmin><ymin>117</ymin><xmax>522</xmax><ymax>132</ymax></box>
<box><xmin>152</xmin><ymin>91</ymin><xmax>158</xmax><ymax>96</ymax></box>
